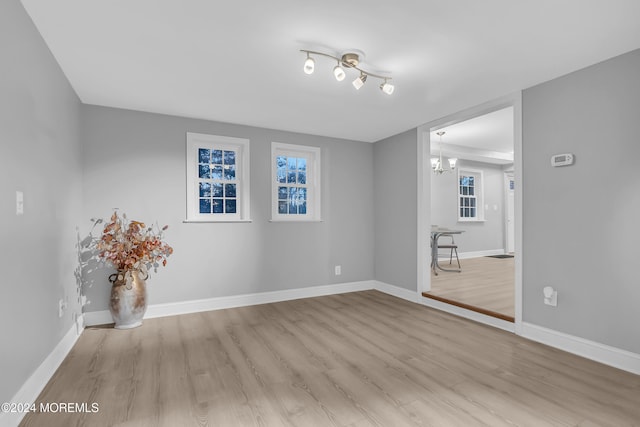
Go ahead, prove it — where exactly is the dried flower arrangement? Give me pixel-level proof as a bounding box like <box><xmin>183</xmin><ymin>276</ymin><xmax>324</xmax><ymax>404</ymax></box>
<box><xmin>89</xmin><ymin>210</ymin><xmax>173</xmax><ymax>284</ymax></box>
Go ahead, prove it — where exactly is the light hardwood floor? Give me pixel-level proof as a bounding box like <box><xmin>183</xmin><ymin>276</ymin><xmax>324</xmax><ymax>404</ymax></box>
<box><xmin>426</xmin><ymin>256</ymin><xmax>515</xmax><ymax>321</ymax></box>
<box><xmin>21</xmin><ymin>291</ymin><xmax>640</xmax><ymax>426</ymax></box>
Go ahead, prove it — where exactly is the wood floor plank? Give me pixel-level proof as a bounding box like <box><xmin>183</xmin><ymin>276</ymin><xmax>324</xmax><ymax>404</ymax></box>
<box><xmin>427</xmin><ymin>256</ymin><xmax>515</xmax><ymax>318</ymax></box>
<box><xmin>20</xmin><ymin>291</ymin><xmax>640</xmax><ymax>426</ymax></box>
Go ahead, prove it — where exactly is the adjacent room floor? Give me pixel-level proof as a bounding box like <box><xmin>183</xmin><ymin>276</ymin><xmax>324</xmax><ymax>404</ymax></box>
<box><xmin>21</xmin><ymin>290</ymin><xmax>640</xmax><ymax>426</ymax></box>
<box><xmin>425</xmin><ymin>256</ymin><xmax>515</xmax><ymax>321</ymax></box>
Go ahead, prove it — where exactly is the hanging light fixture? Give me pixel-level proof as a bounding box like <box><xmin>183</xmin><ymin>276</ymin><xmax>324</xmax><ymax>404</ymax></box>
<box><xmin>300</xmin><ymin>49</ymin><xmax>394</xmax><ymax>95</ymax></box>
<box><xmin>431</xmin><ymin>131</ymin><xmax>457</xmax><ymax>174</ymax></box>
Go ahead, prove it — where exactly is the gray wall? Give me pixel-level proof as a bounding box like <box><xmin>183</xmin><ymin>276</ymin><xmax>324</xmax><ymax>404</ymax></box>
<box><xmin>373</xmin><ymin>128</ymin><xmax>418</xmax><ymax>291</ymax></box>
<box><xmin>80</xmin><ymin>105</ymin><xmax>375</xmax><ymax>310</ymax></box>
<box><xmin>0</xmin><ymin>0</ymin><xmax>82</xmax><ymax>403</ymax></box>
<box><xmin>523</xmin><ymin>48</ymin><xmax>640</xmax><ymax>353</ymax></box>
<box><xmin>431</xmin><ymin>159</ymin><xmax>507</xmax><ymax>254</ymax></box>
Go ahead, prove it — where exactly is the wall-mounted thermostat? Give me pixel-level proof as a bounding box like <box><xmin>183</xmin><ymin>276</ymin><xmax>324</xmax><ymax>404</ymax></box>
<box><xmin>551</xmin><ymin>153</ymin><xmax>574</xmax><ymax>167</ymax></box>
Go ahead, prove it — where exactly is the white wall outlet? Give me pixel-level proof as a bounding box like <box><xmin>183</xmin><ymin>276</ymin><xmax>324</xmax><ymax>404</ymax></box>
<box><xmin>334</xmin><ymin>265</ymin><xmax>341</xmax><ymax>276</ymax></box>
<box><xmin>16</xmin><ymin>191</ymin><xmax>24</xmax><ymax>215</ymax></box>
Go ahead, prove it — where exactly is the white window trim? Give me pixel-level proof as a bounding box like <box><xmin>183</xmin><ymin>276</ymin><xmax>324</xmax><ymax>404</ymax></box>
<box><xmin>271</xmin><ymin>142</ymin><xmax>321</xmax><ymax>222</ymax></box>
<box><xmin>457</xmin><ymin>167</ymin><xmax>485</xmax><ymax>222</ymax></box>
<box><xmin>185</xmin><ymin>132</ymin><xmax>251</xmax><ymax>223</ymax></box>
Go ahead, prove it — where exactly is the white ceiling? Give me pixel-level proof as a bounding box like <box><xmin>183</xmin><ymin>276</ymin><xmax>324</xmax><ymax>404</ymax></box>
<box><xmin>20</xmin><ymin>0</ymin><xmax>640</xmax><ymax>143</ymax></box>
<box><xmin>431</xmin><ymin>107</ymin><xmax>514</xmax><ymax>165</ymax></box>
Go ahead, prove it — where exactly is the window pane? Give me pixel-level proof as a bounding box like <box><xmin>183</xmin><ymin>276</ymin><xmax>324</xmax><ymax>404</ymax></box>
<box><xmin>278</xmin><ymin>186</ymin><xmax>288</xmax><ymax>200</ymax></box>
<box><xmin>460</xmin><ymin>176</ymin><xmax>469</xmax><ymax>186</ymax></box>
<box><xmin>225</xmin><ymin>183</ymin><xmax>236</xmax><ymax>197</ymax></box>
<box><xmin>287</xmin><ymin>157</ymin><xmax>297</xmax><ymax>170</ymax></box>
<box><xmin>468</xmin><ymin>186</ymin><xmax>475</xmax><ymax>196</ymax></box>
<box><xmin>224</xmin><ymin>165</ymin><xmax>236</xmax><ymax>180</ymax></box>
<box><xmin>212</xmin><ymin>199</ymin><xmax>224</xmax><ymax>213</ymax></box>
<box><xmin>460</xmin><ymin>208</ymin><xmax>464</xmax><ymax>217</ymax></box>
<box><xmin>199</xmin><ymin>198</ymin><xmax>211</xmax><ymax>213</ymax></box>
<box><xmin>199</xmin><ymin>182</ymin><xmax>212</xmax><ymax>197</ymax></box>
<box><xmin>470</xmin><ymin>198</ymin><xmax>476</xmax><ymax>207</ymax></box>
<box><xmin>212</xmin><ymin>183</ymin><xmax>223</xmax><ymax>197</ymax></box>
<box><xmin>470</xmin><ymin>207</ymin><xmax>476</xmax><ymax>217</ymax></box>
<box><xmin>277</xmin><ymin>156</ymin><xmax>287</xmax><ymax>168</ymax></box>
<box><xmin>198</xmin><ymin>148</ymin><xmax>210</xmax><ymax>164</ymax></box>
<box><xmin>277</xmin><ymin>167</ymin><xmax>286</xmax><ymax>183</ymax></box>
<box><xmin>225</xmin><ymin>199</ymin><xmax>237</xmax><ymax>213</ymax></box>
<box><xmin>298</xmin><ymin>187</ymin><xmax>307</xmax><ymax>200</ymax></box>
<box><xmin>462</xmin><ymin>186</ymin><xmax>468</xmax><ymax>196</ymax></box>
<box><xmin>199</xmin><ymin>165</ymin><xmax>211</xmax><ymax>179</ymax></box>
<box><xmin>288</xmin><ymin>201</ymin><xmax>297</xmax><ymax>214</ymax></box>
<box><xmin>211</xmin><ymin>150</ymin><xmax>223</xmax><ymax>164</ymax></box>
<box><xmin>297</xmin><ymin>171</ymin><xmax>306</xmax><ymax>184</ymax></box>
<box><xmin>211</xmin><ymin>166</ymin><xmax>223</xmax><ymax>179</ymax></box>
<box><xmin>469</xmin><ymin>176</ymin><xmax>475</xmax><ymax>186</ymax></box>
<box><xmin>299</xmin><ymin>201</ymin><xmax>307</xmax><ymax>214</ymax></box>
<box><xmin>224</xmin><ymin>150</ymin><xmax>235</xmax><ymax>165</ymax></box>
<box><xmin>287</xmin><ymin>171</ymin><xmax>296</xmax><ymax>183</ymax></box>
<box><xmin>278</xmin><ymin>201</ymin><xmax>288</xmax><ymax>214</ymax></box>
<box><xmin>297</xmin><ymin>158</ymin><xmax>307</xmax><ymax>171</ymax></box>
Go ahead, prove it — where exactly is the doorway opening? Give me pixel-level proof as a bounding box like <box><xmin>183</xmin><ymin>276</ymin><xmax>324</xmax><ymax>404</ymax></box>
<box><xmin>417</xmin><ymin>94</ymin><xmax>522</xmax><ymax>330</ymax></box>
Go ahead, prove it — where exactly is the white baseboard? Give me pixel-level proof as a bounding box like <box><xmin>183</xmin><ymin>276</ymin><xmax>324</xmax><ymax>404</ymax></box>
<box><xmin>373</xmin><ymin>280</ymin><xmax>421</xmax><ymax>303</ymax></box>
<box><xmin>1</xmin><ymin>320</ymin><xmax>84</xmax><ymax>427</ymax></box>
<box><xmin>84</xmin><ymin>280</ymin><xmax>375</xmax><ymax>326</ymax></box>
<box><xmin>521</xmin><ymin>322</ymin><xmax>640</xmax><ymax>375</ymax></box>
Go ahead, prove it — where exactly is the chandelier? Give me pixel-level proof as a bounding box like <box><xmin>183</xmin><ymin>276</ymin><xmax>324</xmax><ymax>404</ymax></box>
<box><xmin>300</xmin><ymin>49</ymin><xmax>394</xmax><ymax>95</ymax></box>
<box><xmin>431</xmin><ymin>131</ymin><xmax>457</xmax><ymax>174</ymax></box>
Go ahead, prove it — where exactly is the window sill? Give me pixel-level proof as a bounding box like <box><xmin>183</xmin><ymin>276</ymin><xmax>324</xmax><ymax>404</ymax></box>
<box><xmin>183</xmin><ymin>219</ymin><xmax>252</xmax><ymax>223</ymax></box>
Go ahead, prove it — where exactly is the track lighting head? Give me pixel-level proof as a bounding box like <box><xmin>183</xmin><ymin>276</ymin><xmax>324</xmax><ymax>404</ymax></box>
<box><xmin>352</xmin><ymin>73</ymin><xmax>367</xmax><ymax>90</ymax></box>
<box><xmin>333</xmin><ymin>63</ymin><xmax>346</xmax><ymax>81</ymax></box>
<box><xmin>380</xmin><ymin>80</ymin><xmax>394</xmax><ymax>95</ymax></box>
<box><xmin>303</xmin><ymin>53</ymin><xmax>315</xmax><ymax>75</ymax></box>
<box><xmin>300</xmin><ymin>49</ymin><xmax>394</xmax><ymax>94</ymax></box>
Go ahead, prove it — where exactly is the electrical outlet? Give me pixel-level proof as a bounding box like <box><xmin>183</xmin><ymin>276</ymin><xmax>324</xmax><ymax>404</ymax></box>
<box><xmin>334</xmin><ymin>265</ymin><xmax>341</xmax><ymax>276</ymax></box>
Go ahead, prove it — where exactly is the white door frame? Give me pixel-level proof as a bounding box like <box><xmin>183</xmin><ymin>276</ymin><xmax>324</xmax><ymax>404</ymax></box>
<box><xmin>504</xmin><ymin>171</ymin><xmax>515</xmax><ymax>254</ymax></box>
<box><xmin>417</xmin><ymin>91</ymin><xmax>523</xmax><ymax>334</ymax></box>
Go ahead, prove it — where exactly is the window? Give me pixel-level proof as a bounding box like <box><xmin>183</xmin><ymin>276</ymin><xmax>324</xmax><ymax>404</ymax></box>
<box><xmin>271</xmin><ymin>142</ymin><xmax>321</xmax><ymax>221</ymax></box>
<box><xmin>186</xmin><ymin>132</ymin><xmax>250</xmax><ymax>222</ymax></box>
<box><xmin>458</xmin><ymin>169</ymin><xmax>484</xmax><ymax>221</ymax></box>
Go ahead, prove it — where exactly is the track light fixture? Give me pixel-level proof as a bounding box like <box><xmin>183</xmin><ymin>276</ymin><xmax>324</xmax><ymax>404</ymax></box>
<box><xmin>352</xmin><ymin>73</ymin><xmax>367</xmax><ymax>90</ymax></box>
<box><xmin>380</xmin><ymin>79</ymin><xmax>395</xmax><ymax>95</ymax></box>
<box><xmin>303</xmin><ymin>52</ymin><xmax>315</xmax><ymax>75</ymax></box>
<box><xmin>300</xmin><ymin>49</ymin><xmax>394</xmax><ymax>95</ymax></box>
<box><xmin>333</xmin><ymin>61</ymin><xmax>346</xmax><ymax>81</ymax></box>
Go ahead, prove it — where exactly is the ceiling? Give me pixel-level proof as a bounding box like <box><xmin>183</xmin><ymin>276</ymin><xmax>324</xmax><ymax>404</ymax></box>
<box><xmin>20</xmin><ymin>0</ymin><xmax>640</xmax><ymax>143</ymax></box>
<box><xmin>431</xmin><ymin>107</ymin><xmax>514</xmax><ymax>165</ymax></box>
